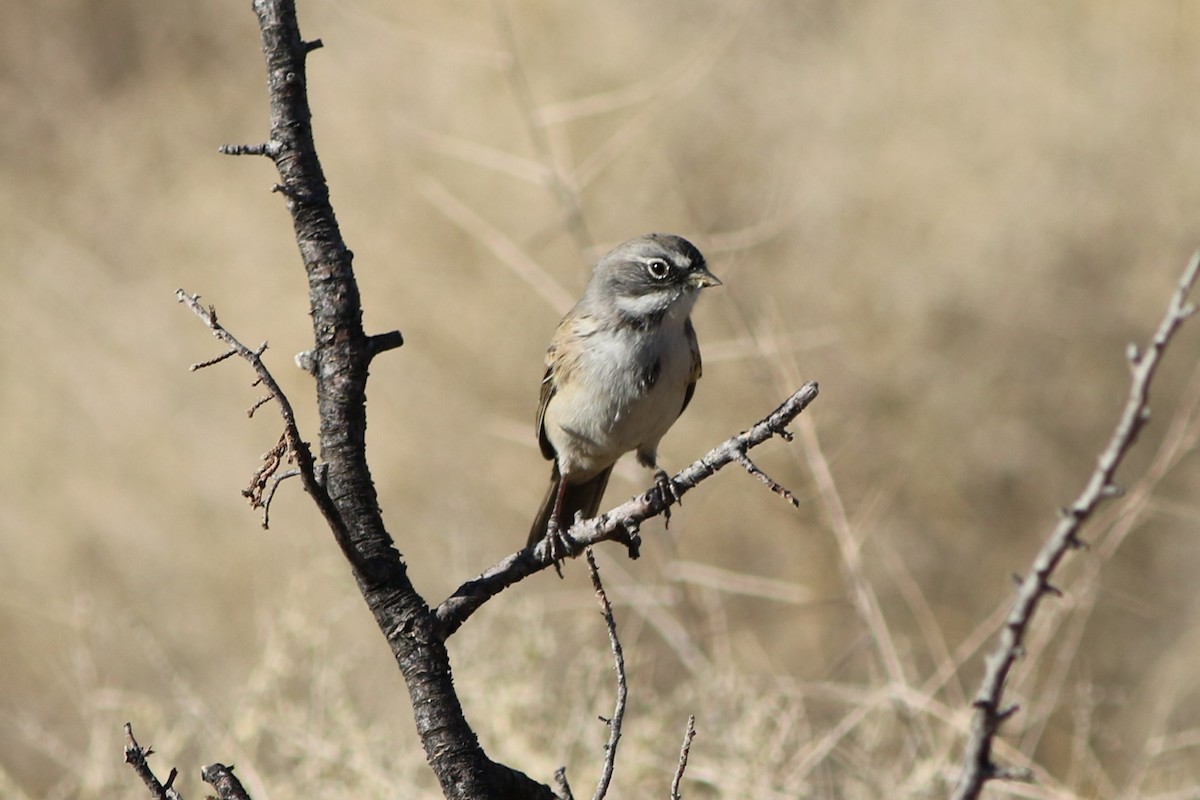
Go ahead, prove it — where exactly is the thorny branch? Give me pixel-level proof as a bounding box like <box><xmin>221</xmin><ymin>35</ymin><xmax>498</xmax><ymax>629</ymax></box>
<box><xmin>434</xmin><ymin>381</ymin><xmax>819</xmax><ymax>636</ymax></box>
<box><xmin>177</xmin><ymin>291</ymin><xmax>304</xmax><ymax>515</ymax></box>
<box><xmin>175</xmin><ymin>290</ymin><xmax>371</xmax><ymax>575</ymax></box>
<box><xmin>952</xmin><ymin>252</ymin><xmax>1200</xmax><ymax>800</ymax></box>
<box><xmin>587</xmin><ymin>549</ymin><xmax>626</xmax><ymax>800</ymax></box>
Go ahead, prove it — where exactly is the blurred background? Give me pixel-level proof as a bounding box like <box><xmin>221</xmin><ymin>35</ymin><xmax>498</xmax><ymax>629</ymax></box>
<box><xmin>3</xmin><ymin>1</ymin><xmax>1200</xmax><ymax>797</ymax></box>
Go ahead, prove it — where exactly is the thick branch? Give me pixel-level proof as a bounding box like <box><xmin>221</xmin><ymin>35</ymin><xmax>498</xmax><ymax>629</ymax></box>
<box><xmin>951</xmin><ymin>253</ymin><xmax>1199</xmax><ymax>800</ymax></box>
<box><xmin>435</xmin><ymin>382</ymin><xmax>819</xmax><ymax>636</ymax></box>
<box><xmin>236</xmin><ymin>2</ymin><xmax>550</xmax><ymax>798</ymax></box>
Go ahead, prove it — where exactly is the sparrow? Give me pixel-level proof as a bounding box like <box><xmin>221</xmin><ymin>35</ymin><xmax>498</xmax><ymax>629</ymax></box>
<box><xmin>528</xmin><ymin>233</ymin><xmax>721</xmax><ymax>556</ymax></box>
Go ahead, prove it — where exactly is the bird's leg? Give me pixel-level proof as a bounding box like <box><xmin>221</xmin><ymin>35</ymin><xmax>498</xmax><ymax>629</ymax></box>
<box><xmin>638</xmin><ymin>450</ymin><xmax>681</xmax><ymax>528</ymax></box>
<box><xmin>653</xmin><ymin>469</ymin><xmax>683</xmax><ymax>529</ymax></box>
<box><xmin>544</xmin><ymin>478</ymin><xmax>568</xmax><ymax>577</ymax></box>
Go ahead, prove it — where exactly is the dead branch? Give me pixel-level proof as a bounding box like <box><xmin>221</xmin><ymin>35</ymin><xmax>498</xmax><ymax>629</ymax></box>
<box><xmin>952</xmin><ymin>252</ymin><xmax>1200</xmax><ymax>800</ymax></box>
<box><xmin>587</xmin><ymin>549</ymin><xmax>626</xmax><ymax>800</ymax></box>
<box><xmin>123</xmin><ymin>723</ymin><xmax>181</xmax><ymax>800</ymax></box>
<box><xmin>201</xmin><ymin>763</ymin><xmax>254</xmax><ymax>800</ymax></box>
<box><xmin>669</xmin><ymin>715</ymin><xmax>697</xmax><ymax>800</ymax></box>
<box><xmin>434</xmin><ymin>381</ymin><xmax>819</xmax><ymax>637</ymax></box>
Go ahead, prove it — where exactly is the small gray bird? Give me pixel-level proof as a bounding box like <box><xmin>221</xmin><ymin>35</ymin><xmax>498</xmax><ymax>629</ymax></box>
<box><xmin>529</xmin><ymin>233</ymin><xmax>721</xmax><ymax>554</ymax></box>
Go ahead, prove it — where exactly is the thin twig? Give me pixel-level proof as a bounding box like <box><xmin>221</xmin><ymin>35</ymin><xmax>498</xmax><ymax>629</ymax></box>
<box><xmin>434</xmin><ymin>381</ymin><xmax>819</xmax><ymax>636</ymax></box>
<box><xmin>735</xmin><ymin>453</ymin><xmax>800</xmax><ymax>507</ymax></box>
<box><xmin>262</xmin><ymin>468</ymin><xmax>301</xmax><ymax>528</ymax></box>
<box><xmin>587</xmin><ymin>548</ymin><xmax>626</xmax><ymax>800</ymax></box>
<box><xmin>796</xmin><ymin>414</ymin><xmax>912</xmax><ymax>695</ymax></box>
<box><xmin>176</xmin><ymin>290</ymin><xmax>369</xmax><ymax>574</ymax></box>
<box><xmin>952</xmin><ymin>252</ymin><xmax>1200</xmax><ymax>800</ymax></box>
<box><xmin>669</xmin><ymin>715</ymin><xmax>697</xmax><ymax>800</ymax></box>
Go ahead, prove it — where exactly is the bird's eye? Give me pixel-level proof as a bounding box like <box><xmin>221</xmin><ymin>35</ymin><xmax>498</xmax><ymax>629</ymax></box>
<box><xmin>645</xmin><ymin>258</ymin><xmax>671</xmax><ymax>280</ymax></box>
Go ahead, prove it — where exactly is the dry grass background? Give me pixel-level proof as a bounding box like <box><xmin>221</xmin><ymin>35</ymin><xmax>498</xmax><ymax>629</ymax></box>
<box><xmin>3</xmin><ymin>1</ymin><xmax>1200</xmax><ymax>797</ymax></box>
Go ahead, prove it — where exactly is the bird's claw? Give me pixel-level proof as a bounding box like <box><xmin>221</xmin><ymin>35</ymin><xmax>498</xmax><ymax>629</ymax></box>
<box><xmin>653</xmin><ymin>469</ymin><xmax>681</xmax><ymax>528</ymax></box>
<box><xmin>543</xmin><ymin>518</ymin><xmax>568</xmax><ymax>578</ymax></box>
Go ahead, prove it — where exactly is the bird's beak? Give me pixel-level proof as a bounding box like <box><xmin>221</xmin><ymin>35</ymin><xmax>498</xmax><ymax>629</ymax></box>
<box><xmin>688</xmin><ymin>267</ymin><xmax>722</xmax><ymax>289</ymax></box>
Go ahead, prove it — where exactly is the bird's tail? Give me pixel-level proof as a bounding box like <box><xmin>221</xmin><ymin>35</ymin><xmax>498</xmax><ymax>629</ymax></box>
<box><xmin>527</xmin><ymin>463</ymin><xmax>613</xmax><ymax>549</ymax></box>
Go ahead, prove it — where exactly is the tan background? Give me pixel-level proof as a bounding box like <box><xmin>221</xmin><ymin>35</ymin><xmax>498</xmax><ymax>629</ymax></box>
<box><xmin>3</xmin><ymin>1</ymin><xmax>1200</xmax><ymax>797</ymax></box>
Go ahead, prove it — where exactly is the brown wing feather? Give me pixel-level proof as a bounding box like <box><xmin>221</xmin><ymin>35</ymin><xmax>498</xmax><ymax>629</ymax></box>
<box><xmin>536</xmin><ymin>312</ymin><xmax>590</xmax><ymax>461</ymax></box>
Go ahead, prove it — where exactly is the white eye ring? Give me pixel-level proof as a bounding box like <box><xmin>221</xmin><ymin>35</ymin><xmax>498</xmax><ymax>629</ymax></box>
<box><xmin>646</xmin><ymin>258</ymin><xmax>671</xmax><ymax>280</ymax></box>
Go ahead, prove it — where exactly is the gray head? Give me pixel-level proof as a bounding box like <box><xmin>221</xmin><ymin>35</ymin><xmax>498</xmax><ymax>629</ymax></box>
<box><xmin>585</xmin><ymin>233</ymin><xmax>721</xmax><ymax>326</ymax></box>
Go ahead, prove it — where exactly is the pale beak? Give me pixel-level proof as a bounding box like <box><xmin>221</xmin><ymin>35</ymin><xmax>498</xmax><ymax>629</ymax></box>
<box><xmin>687</xmin><ymin>267</ymin><xmax>722</xmax><ymax>289</ymax></box>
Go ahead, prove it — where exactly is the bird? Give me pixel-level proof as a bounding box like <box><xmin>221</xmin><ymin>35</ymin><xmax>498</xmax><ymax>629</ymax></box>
<box><xmin>528</xmin><ymin>233</ymin><xmax>721</xmax><ymax>559</ymax></box>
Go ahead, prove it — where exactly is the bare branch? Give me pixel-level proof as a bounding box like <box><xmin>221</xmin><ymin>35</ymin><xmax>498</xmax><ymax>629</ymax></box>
<box><xmin>123</xmin><ymin>723</ymin><xmax>181</xmax><ymax>800</ymax></box>
<box><xmin>669</xmin><ymin>715</ymin><xmax>697</xmax><ymax>800</ymax></box>
<box><xmin>218</xmin><ymin>141</ymin><xmax>282</xmax><ymax>158</ymax></box>
<box><xmin>434</xmin><ymin>381</ymin><xmax>819</xmax><ymax>636</ymax></box>
<box><xmin>587</xmin><ymin>549</ymin><xmax>626</xmax><ymax>800</ymax></box>
<box><xmin>952</xmin><ymin>252</ymin><xmax>1200</xmax><ymax>800</ymax></box>
<box><xmin>734</xmin><ymin>452</ymin><xmax>800</xmax><ymax>508</ymax></box>
<box><xmin>201</xmin><ymin>762</ymin><xmax>254</xmax><ymax>800</ymax></box>
<box><xmin>175</xmin><ymin>290</ymin><xmax>371</xmax><ymax>573</ymax></box>
<box><xmin>555</xmin><ymin>767</ymin><xmax>576</xmax><ymax>800</ymax></box>
<box><xmin>206</xmin><ymin>3</ymin><xmax>557</xmax><ymax>798</ymax></box>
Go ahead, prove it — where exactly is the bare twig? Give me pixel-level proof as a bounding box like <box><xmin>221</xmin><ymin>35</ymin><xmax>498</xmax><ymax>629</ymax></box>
<box><xmin>262</xmin><ymin>468</ymin><xmax>302</xmax><ymax>529</ymax></box>
<box><xmin>587</xmin><ymin>549</ymin><xmax>626</xmax><ymax>800</ymax></box>
<box><xmin>123</xmin><ymin>723</ymin><xmax>181</xmax><ymax>800</ymax></box>
<box><xmin>434</xmin><ymin>381</ymin><xmax>819</xmax><ymax>636</ymax></box>
<box><xmin>952</xmin><ymin>252</ymin><xmax>1200</xmax><ymax>800</ymax></box>
<box><xmin>175</xmin><ymin>290</ymin><xmax>369</xmax><ymax>574</ymax></box>
<box><xmin>796</xmin><ymin>414</ymin><xmax>913</xmax><ymax>692</ymax></box>
<box><xmin>735</xmin><ymin>452</ymin><xmax>800</xmax><ymax>508</ymax></box>
<box><xmin>555</xmin><ymin>767</ymin><xmax>576</xmax><ymax>800</ymax></box>
<box><xmin>669</xmin><ymin>715</ymin><xmax>697</xmax><ymax>800</ymax></box>
<box><xmin>201</xmin><ymin>762</ymin><xmax>254</xmax><ymax>800</ymax></box>
<box><xmin>218</xmin><ymin>141</ymin><xmax>281</xmax><ymax>158</ymax></box>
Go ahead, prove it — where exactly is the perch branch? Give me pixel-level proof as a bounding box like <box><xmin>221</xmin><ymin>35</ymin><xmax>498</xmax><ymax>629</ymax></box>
<box><xmin>434</xmin><ymin>381</ymin><xmax>819</xmax><ymax>636</ymax></box>
<box><xmin>952</xmin><ymin>252</ymin><xmax>1200</xmax><ymax>800</ymax></box>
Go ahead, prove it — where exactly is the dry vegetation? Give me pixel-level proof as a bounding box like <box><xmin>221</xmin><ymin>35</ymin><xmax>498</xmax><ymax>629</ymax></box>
<box><xmin>3</xmin><ymin>1</ymin><xmax>1200</xmax><ymax>798</ymax></box>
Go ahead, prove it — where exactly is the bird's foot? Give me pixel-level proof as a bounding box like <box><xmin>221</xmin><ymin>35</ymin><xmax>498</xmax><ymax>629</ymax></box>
<box><xmin>544</xmin><ymin>518</ymin><xmax>568</xmax><ymax>579</ymax></box>
<box><xmin>653</xmin><ymin>469</ymin><xmax>681</xmax><ymax>528</ymax></box>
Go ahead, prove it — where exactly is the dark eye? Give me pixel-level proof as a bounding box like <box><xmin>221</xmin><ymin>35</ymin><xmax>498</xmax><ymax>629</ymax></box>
<box><xmin>645</xmin><ymin>258</ymin><xmax>671</xmax><ymax>280</ymax></box>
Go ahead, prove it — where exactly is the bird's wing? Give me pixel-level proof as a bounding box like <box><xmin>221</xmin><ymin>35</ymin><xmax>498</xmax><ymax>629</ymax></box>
<box><xmin>536</xmin><ymin>312</ymin><xmax>589</xmax><ymax>461</ymax></box>
<box><xmin>680</xmin><ymin>316</ymin><xmax>702</xmax><ymax>415</ymax></box>
<box><xmin>535</xmin><ymin>357</ymin><xmax>557</xmax><ymax>460</ymax></box>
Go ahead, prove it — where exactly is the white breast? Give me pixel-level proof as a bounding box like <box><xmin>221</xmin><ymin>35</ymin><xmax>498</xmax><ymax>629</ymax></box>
<box><xmin>544</xmin><ymin>315</ymin><xmax>693</xmax><ymax>480</ymax></box>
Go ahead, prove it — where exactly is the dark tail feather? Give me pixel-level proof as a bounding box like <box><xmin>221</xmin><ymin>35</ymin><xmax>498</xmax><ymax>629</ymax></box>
<box><xmin>527</xmin><ymin>464</ymin><xmax>613</xmax><ymax>549</ymax></box>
